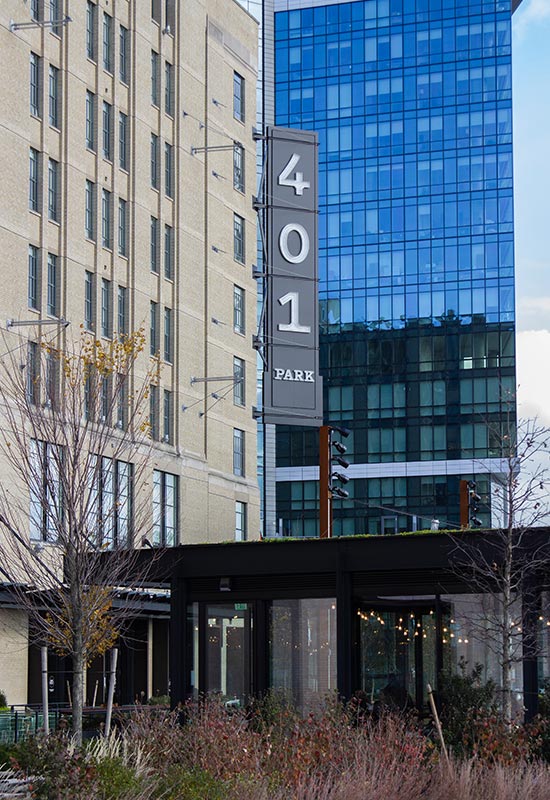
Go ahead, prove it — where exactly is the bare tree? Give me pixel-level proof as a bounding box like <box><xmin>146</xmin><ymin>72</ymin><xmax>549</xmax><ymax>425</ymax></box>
<box><xmin>451</xmin><ymin>407</ymin><xmax>550</xmax><ymax>723</ymax></box>
<box><xmin>0</xmin><ymin>329</ymin><xmax>159</xmax><ymax>743</ymax></box>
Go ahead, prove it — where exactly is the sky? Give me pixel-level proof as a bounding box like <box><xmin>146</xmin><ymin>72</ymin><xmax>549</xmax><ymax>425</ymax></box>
<box><xmin>513</xmin><ymin>0</ymin><xmax>550</xmax><ymax>426</ymax></box>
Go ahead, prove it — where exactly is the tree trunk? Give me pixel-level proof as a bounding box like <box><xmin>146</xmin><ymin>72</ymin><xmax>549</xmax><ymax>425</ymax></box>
<box><xmin>72</xmin><ymin>641</ymin><xmax>85</xmax><ymax>745</ymax></box>
<box><xmin>502</xmin><ymin>622</ymin><xmax>513</xmax><ymax>725</ymax></box>
<box><xmin>502</xmin><ymin>527</ymin><xmax>514</xmax><ymax>725</ymax></box>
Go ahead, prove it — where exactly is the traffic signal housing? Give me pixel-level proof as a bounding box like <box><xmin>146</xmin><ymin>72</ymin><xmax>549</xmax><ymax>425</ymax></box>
<box><xmin>460</xmin><ymin>479</ymin><xmax>482</xmax><ymax>528</ymax></box>
<box><xmin>319</xmin><ymin>425</ymin><xmax>351</xmax><ymax>538</ymax></box>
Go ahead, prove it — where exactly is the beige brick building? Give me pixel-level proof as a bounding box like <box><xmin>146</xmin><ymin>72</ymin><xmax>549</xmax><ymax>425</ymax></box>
<box><xmin>0</xmin><ymin>0</ymin><xmax>260</xmax><ymax>705</ymax></box>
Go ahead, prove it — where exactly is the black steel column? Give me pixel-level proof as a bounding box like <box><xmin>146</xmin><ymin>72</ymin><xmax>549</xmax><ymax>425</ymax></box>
<box><xmin>522</xmin><ymin>577</ymin><xmax>540</xmax><ymax>721</ymax></box>
<box><xmin>253</xmin><ymin>599</ymin><xmax>269</xmax><ymax>698</ymax></box>
<box><xmin>336</xmin><ymin>564</ymin><xmax>352</xmax><ymax>701</ymax></box>
<box><xmin>169</xmin><ymin>576</ymin><xmax>187</xmax><ymax>708</ymax></box>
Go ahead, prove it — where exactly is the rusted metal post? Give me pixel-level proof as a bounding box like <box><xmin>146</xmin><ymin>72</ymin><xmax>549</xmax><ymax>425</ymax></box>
<box><xmin>320</xmin><ymin>425</ymin><xmax>332</xmax><ymax>539</ymax></box>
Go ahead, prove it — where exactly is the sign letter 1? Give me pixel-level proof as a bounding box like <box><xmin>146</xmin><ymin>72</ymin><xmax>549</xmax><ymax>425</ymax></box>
<box><xmin>278</xmin><ymin>153</ymin><xmax>311</xmax><ymax>196</ymax></box>
<box><xmin>279</xmin><ymin>223</ymin><xmax>310</xmax><ymax>265</ymax></box>
<box><xmin>278</xmin><ymin>292</ymin><xmax>311</xmax><ymax>334</ymax></box>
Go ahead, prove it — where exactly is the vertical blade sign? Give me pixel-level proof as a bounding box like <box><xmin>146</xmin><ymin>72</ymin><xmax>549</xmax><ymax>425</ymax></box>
<box><xmin>263</xmin><ymin>126</ymin><xmax>322</xmax><ymax>427</ymax></box>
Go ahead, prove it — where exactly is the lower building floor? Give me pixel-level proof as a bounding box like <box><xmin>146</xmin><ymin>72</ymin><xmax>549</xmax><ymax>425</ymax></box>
<box><xmin>3</xmin><ymin>530</ymin><xmax>550</xmax><ymax>721</ymax></box>
<box><xmin>168</xmin><ymin>531</ymin><xmax>550</xmax><ymax>720</ymax></box>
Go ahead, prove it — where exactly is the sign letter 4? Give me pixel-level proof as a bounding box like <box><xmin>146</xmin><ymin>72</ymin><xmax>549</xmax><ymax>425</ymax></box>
<box><xmin>278</xmin><ymin>292</ymin><xmax>311</xmax><ymax>334</ymax></box>
<box><xmin>278</xmin><ymin>153</ymin><xmax>311</xmax><ymax>196</ymax></box>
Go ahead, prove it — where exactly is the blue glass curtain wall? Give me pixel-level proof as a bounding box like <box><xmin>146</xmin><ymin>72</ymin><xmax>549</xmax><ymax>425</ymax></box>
<box><xmin>273</xmin><ymin>0</ymin><xmax>516</xmax><ymax>535</ymax></box>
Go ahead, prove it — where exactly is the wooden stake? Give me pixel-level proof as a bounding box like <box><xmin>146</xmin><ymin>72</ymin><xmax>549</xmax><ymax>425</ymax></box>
<box><xmin>427</xmin><ymin>683</ymin><xmax>450</xmax><ymax>769</ymax></box>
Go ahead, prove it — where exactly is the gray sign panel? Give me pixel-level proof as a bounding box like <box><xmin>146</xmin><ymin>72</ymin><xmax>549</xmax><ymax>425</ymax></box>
<box><xmin>263</xmin><ymin>126</ymin><xmax>322</xmax><ymax>427</ymax></box>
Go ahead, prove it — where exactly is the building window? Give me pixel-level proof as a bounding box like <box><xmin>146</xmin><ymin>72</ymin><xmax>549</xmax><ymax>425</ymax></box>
<box><xmin>233</xmin><ymin>428</ymin><xmax>245</xmax><ymax>477</ymax></box>
<box><xmin>48</xmin><ymin>65</ymin><xmax>60</xmax><ymax>128</ymax></box>
<box><xmin>165</xmin><ymin>142</ymin><xmax>173</xmax><ymax>198</ymax></box>
<box><xmin>47</xmin><ymin>159</ymin><xmax>59</xmax><ymax>222</ymax></box>
<box><xmin>233</xmin><ymin>72</ymin><xmax>245</xmax><ymax>122</ymax></box>
<box><xmin>85</xmin><ymin>90</ymin><xmax>95</xmax><ymax>150</ymax></box>
<box><xmin>233</xmin><ymin>214</ymin><xmax>245</xmax><ymax>264</ymax></box>
<box><xmin>164</xmin><ymin>224</ymin><xmax>173</xmax><ymax>279</ymax></box>
<box><xmin>29</xmin><ymin>148</ymin><xmax>40</xmax><ymax>212</ymax></box>
<box><xmin>103</xmin><ymin>12</ymin><xmax>113</xmax><ymax>72</ymax></box>
<box><xmin>28</xmin><ymin>245</ymin><xmax>40</xmax><ymax>310</ymax></box>
<box><xmin>117</xmin><ymin>285</ymin><xmax>127</xmax><ymax>336</ymax></box>
<box><xmin>233</xmin><ymin>356</ymin><xmax>245</xmax><ymax>406</ymax></box>
<box><xmin>233</xmin><ymin>143</ymin><xmax>244</xmax><ymax>192</ymax></box>
<box><xmin>31</xmin><ymin>0</ymin><xmax>41</xmax><ymax>21</ymax></box>
<box><xmin>101</xmin><ymin>278</ymin><xmax>111</xmax><ymax>338</ymax></box>
<box><xmin>150</xmin><ymin>301</ymin><xmax>159</xmax><ymax>355</ymax></box>
<box><xmin>85</xmin><ymin>179</ymin><xmax>95</xmax><ymax>239</ymax></box>
<box><xmin>101</xmin><ymin>375</ymin><xmax>111</xmax><ymax>423</ymax></box>
<box><xmin>149</xmin><ymin>384</ymin><xmax>159</xmax><ymax>439</ymax></box>
<box><xmin>45</xmin><ymin>350</ymin><xmax>58</xmax><ymax>406</ymax></box>
<box><xmin>119</xmin><ymin>111</ymin><xmax>128</xmax><ymax>170</ymax></box>
<box><xmin>102</xmin><ymin>101</ymin><xmax>112</xmax><ymax>160</ymax></box>
<box><xmin>150</xmin><ymin>216</ymin><xmax>159</xmax><ymax>272</ymax></box>
<box><xmin>26</xmin><ymin>341</ymin><xmax>40</xmax><ymax>406</ymax></box>
<box><xmin>151</xmin><ymin>0</ymin><xmax>161</xmax><ymax>24</ymax></box>
<box><xmin>47</xmin><ymin>252</ymin><xmax>58</xmax><ymax>317</ymax></box>
<box><xmin>30</xmin><ymin>53</ymin><xmax>41</xmax><ymax>117</ymax></box>
<box><xmin>165</xmin><ymin>61</ymin><xmax>173</xmax><ymax>116</ymax></box>
<box><xmin>29</xmin><ymin>440</ymin><xmax>63</xmax><ymax>542</ymax></box>
<box><xmin>84</xmin><ymin>270</ymin><xmax>94</xmax><ymax>331</ymax></box>
<box><xmin>235</xmin><ymin>501</ymin><xmax>247</xmax><ymax>541</ymax></box>
<box><xmin>49</xmin><ymin>0</ymin><xmax>62</xmax><ymax>35</ymax></box>
<box><xmin>165</xmin><ymin>0</ymin><xmax>175</xmax><ymax>30</ymax></box>
<box><xmin>101</xmin><ymin>189</ymin><xmax>112</xmax><ymax>248</ymax></box>
<box><xmin>233</xmin><ymin>285</ymin><xmax>245</xmax><ymax>334</ymax></box>
<box><xmin>163</xmin><ymin>390</ymin><xmax>172</xmax><ymax>443</ymax></box>
<box><xmin>118</xmin><ymin>198</ymin><xmax>127</xmax><ymax>256</ymax></box>
<box><xmin>89</xmin><ymin>456</ymin><xmax>132</xmax><ymax>547</ymax></box>
<box><xmin>119</xmin><ymin>25</ymin><xmax>129</xmax><ymax>84</ymax></box>
<box><xmin>116</xmin><ymin>373</ymin><xmax>128</xmax><ymax>429</ymax></box>
<box><xmin>152</xmin><ymin>470</ymin><xmax>178</xmax><ymax>546</ymax></box>
<box><xmin>86</xmin><ymin>1</ymin><xmax>96</xmax><ymax>60</ymax></box>
<box><xmin>151</xmin><ymin>133</ymin><xmax>159</xmax><ymax>188</ymax></box>
<box><xmin>151</xmin><ymin>50</ymin><xmax>159</xmax><ymax>106</ymax></box>
<box><xmin>164</xmin><ymin>307</ymin><xmax>172</xmax><ymax>363</ymax></box>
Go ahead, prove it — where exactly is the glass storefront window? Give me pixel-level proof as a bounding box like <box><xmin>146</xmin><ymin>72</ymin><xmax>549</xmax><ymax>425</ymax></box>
<box><xmin>270</xmin><ymin>598</ymin><xmax>337</xmax><ymax>712</ymax></box>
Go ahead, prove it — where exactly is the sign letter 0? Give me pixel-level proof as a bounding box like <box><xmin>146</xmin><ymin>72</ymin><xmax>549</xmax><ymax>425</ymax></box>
<box><xmin>279</xmin><ymin>223</ymin><xmax>310</xmax><ymax>265</ymax></box>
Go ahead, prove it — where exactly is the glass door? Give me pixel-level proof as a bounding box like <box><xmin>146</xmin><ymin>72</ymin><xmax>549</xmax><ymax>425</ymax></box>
<box><xmin>205</xmin><ymin>603</ymin><xmax>253</xmax><ymax>707</ymax></box>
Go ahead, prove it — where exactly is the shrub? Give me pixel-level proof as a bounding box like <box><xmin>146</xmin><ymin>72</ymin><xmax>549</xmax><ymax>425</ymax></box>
<box><xmin>147</xmin><ymin>694</ymin><xmax>170</xmax><ymax>706</ymax></box>
<box><xmin>10</xmin><ymin>733</ymin><xmax>99</xmax><ymax>800</ymax></box>
<box><xmin>438</xmin><ymin>658</ymin><xmax>497</xmax><ymax>755</ymax></box>
<box><xmin>0</xmin><ymin>689</ymin><xmax>7</xmax><ymax>708</ymax></box>
<box><xmin>155</xmin><ymin>767</ymin><xmax>231</xmax><ymax>800</ymax></box>
<box><xmin>94</xmin><ymin>756</ymin><xmax>143</xmax><ymax>800</ymax></box>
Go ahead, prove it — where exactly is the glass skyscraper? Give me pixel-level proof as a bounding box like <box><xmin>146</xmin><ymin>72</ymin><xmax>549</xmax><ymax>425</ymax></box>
<box><xmin>270</xmin><ymin>0</ymin><xmax>518</xmax><ymax>536</ymax></box>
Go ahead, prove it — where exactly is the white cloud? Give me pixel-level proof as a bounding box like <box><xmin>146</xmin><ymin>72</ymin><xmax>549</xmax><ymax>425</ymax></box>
<box><xmin>516</xmin><ymin>329</ymin><xmax>550</xmax><ymax>425</ymax></box>
<box><xmin>514</xmin><ymin>0</ymin><xmax>550</xmax><ymax>38</ymax></box>
<box><xmin>517</xmin><ymin>296</ymin><xmax>550</xmax><ymax>314</ymax></box>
